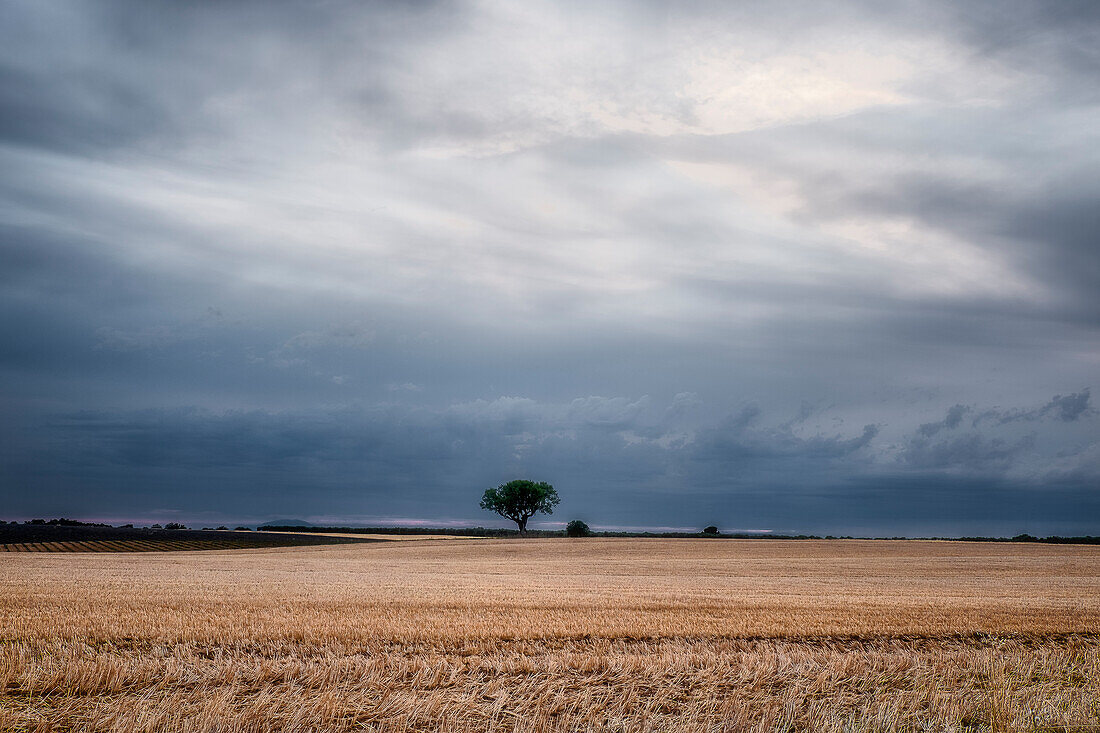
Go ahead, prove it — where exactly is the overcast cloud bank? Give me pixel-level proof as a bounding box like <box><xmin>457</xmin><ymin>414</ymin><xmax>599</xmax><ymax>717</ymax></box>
<box><xmin>1</xmin><ymin>0</ymin><xmax>1097</xmax><ymax>533</ymax></box>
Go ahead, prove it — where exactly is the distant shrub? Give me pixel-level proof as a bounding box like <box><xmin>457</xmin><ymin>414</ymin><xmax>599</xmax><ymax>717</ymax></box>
<box><xmin>120</xmin><ymin>524</ymin><xmax>133</xmax><ymax>529</ymax></box>
<box><xmin>216</xmin><ymin>526</ymin><xmax>228</xmax><ymax>531</ymax></box>
<box><xmin>164</xmin><ymin>522</ymin><xmax>186</xmax><ymax>530</ymax></box>
<box><xmin>151</xmin><ymin>524</ymin><xmax>163</xmax><ymax>529</ymax></box>
<box><xmin>703</xmin><ymin>526</ymin><xmax>719</xmax><ymax>535</ymax></box>
<box><xmin>566</xmin><ymin>520</ymin><xmax>591</xmax><ymax>537</ymax></box>
<box><xmin>234</xmin><ymin>526</ymin><xmax>251</xmax><ymax>531</ymax></box>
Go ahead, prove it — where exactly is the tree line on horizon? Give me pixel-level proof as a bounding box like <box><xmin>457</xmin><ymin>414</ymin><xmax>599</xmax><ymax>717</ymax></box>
<box><xmin>4</xmin><ymin>479</ymin><xmax>1097</xmax><ymax>542</ymax></box>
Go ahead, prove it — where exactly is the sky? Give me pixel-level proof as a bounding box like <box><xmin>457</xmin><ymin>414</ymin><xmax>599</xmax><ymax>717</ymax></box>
<box><xmin>0</xmin><ymin>0</ymin><xmax>1098</xmax><ymax>535</ymax></box>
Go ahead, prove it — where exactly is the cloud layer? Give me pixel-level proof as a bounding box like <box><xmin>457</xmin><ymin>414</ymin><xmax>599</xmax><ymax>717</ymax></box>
<box><xmin>0</xmin><ymin>0</ymin><xmax>1097</xmax><ymax>533</ymax></box>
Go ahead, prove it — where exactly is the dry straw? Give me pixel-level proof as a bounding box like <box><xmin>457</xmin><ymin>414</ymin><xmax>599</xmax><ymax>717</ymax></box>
<box><xmin>2</xmin><ymin>538</ymin><xmax>1098</xmax><ymax>731</ymax></box>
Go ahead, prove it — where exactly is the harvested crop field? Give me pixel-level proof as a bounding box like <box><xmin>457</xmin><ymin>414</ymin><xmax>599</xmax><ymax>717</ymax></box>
<box><xmin>0</xmin><ymin>525</ymin><xmax>378</xmax><ymax>553</ymax></box>
<box><xmin>2</xmin><ymin>539</ymin><xmax>1099</xmax><ymax>731</ymax></box>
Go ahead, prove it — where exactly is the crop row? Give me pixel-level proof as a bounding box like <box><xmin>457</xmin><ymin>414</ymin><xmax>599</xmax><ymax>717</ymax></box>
<box><xmin>0</xmin><ymin>539</ymin><xmax>273</xmax><ymax>552</ymax></box>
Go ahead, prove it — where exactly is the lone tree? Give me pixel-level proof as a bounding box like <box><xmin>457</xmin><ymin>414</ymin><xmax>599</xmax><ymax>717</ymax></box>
<box><xmin>480</xmin><ymin>480</ymin><xmax>559</xmax><ymax>535</ymax></box>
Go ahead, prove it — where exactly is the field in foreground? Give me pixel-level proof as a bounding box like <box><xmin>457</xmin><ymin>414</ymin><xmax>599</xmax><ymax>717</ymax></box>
<box><xmin>2</xmin><ymin>539</ymin><xmax>1099</xmax><ymax>731</ymax></box>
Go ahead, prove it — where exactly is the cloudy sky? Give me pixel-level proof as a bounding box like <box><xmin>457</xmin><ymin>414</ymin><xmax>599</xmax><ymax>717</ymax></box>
<box><xmin>1</xmin><ymin>0</ymin><xmax>1097</xmax><ymax>534</ymax></box>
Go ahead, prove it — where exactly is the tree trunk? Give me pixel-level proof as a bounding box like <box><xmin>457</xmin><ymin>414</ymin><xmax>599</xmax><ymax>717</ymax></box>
<box><xmin>518</xmin><ymin>517</ymin><xmax>528</xmax><ymax>536</ymax></box>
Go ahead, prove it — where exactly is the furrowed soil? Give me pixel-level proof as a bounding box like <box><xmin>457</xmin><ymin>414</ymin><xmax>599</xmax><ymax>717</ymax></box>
<box><xmin>1</xmin><ymin>539</ymin><xmax>1098</xmax><ymax>732</ymax></box>
<box><xmin>0</xmin><ymin>524</ymin><xmax>379</xmax><ymax>553</ymax></box>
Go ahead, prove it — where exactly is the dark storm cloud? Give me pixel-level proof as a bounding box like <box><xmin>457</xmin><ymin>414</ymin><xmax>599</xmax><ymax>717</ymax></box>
<box><xmin>969</xmin><ymin>389</ymin><xmax>1094</xmax><ymax>426</ymax></box>
<box><xmin>902</xmin><ymin>433</ymin><xmax>1036</xmax><ymax>473</ymax></box>
<box><xmin>944</xmin><ymin>0</ymin><xmax>1100</xmax><ymax>85</ymax></box>
<box><xmin>689</xmin><ymin>409</ymin><xmax>878</xmax><ymax>466</ymax></box>
<box><xmin>1044</xmin><ymin>390</ymin><xmax>1093</xmax><ymax>422</ymax></box>
<box><xmin>0</xmin><ymin>399</ymin><xmax>881</xmax><ymax>519</ymax></box>
<box><xmin>0</xmin><ymin>63</ymin><xmax>165</xmax><ymax>154</ymax></box>
<box><xmin>660</xmin><ymin>107</ymin><xmax>1100</xmax><ymax>340</ymax></box>
<box><xmin>3</xmin><ymin>393</ymin><xmax>1094</xmax><ymax>534</ymax></box>
<box><xmin>866</xmin><ymin>173</ymin><xmax>1100</xmax><ymax>324</ymax></box>
<box><xmin>787</xmin><ymin>475</ymin><xmax>1100</xmax><ymax>538</ymax></box>
<box><xmin>918</xmin><ymin>405</ymin><xmax>969</xmax><ymax>438</ymax></box>
<box><xmin>1</xmin><ymin>0</ymin><xmax>1098</xmax><ymax>533</ymax></box>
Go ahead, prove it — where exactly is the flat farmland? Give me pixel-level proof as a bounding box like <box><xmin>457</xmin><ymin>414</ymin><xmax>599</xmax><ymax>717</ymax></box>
<box><xmin>2</xmin><ymin>539</ymin><xmax>1099</xmax><ymax>731</ymax></box>
<box><xmin>0</xmin><ymin>525</ymin><xmax>378</xmax><ymax>553</ymax></box>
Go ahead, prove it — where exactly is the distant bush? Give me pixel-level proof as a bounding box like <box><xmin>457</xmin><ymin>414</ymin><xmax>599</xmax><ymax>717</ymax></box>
<box><xmin>216</xmin><ymin>526</ymin><xmax>228</xmax><ymax>531</ymax></box>
<box><xmin>151</xmin><ymin>524</ymin><xmax>163</xmax><ymax>529</ymax></box>
<box><xmin>703</xmin><ymin>526</ymin><xmax>719</xmax><ymax>535</ymax></box>
<box><xmin>566</xmin><ymin>520</ymin><xmax>591</xmax><ymax>537</ymax></box>
<box><xmin>234</xmin><ymin>526</ymin><xmax>251</xmax><ymax>531</ymax></box>
<box><xmin>164</xmin><ymin>522</ymin><xmax>186</xmax><ymax>530</ymax></box>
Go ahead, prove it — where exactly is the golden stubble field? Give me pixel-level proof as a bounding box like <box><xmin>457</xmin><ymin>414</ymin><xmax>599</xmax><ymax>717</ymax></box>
<box><xmin>2</xmin><ymin>538</ymin><xmax>1099</xmax><ymax>732</ymax></box>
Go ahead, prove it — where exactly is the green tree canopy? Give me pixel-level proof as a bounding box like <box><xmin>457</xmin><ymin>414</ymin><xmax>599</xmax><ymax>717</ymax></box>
<box><xmin>565</xmin><ymin>519</ymin><xmax>591</xmax><ymax>537</ymax></box>
<box><xmin>480</xmin><ymin>479</ymin><xmax>559</xmax><ymax>535</ymax></box>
